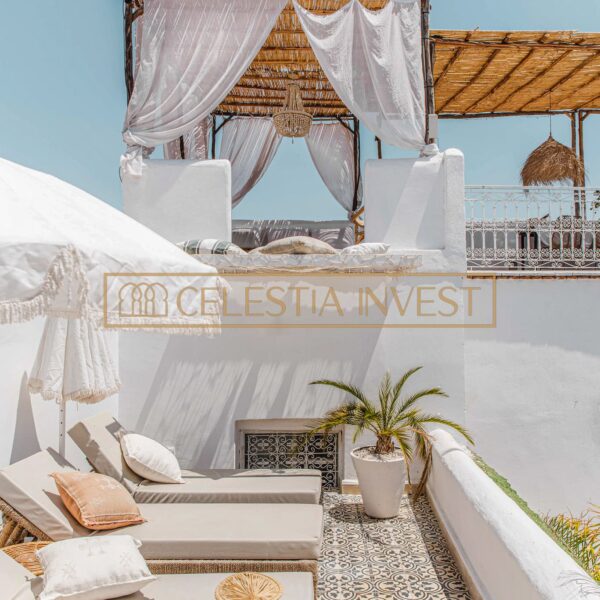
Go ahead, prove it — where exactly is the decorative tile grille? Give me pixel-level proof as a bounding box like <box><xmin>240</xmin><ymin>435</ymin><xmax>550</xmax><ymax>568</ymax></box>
<box><xmin>244</xmin><ymin>432</ymin><xmax>339</xmax><ymax>491</ymax></box>
<box><xmin>465</xmin><ymin>186</ymin><xmax>600</xmax><ymax>271</ymax></box>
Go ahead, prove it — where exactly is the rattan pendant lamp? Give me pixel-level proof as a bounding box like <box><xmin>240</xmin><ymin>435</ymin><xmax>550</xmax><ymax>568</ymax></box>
<box><xmin>273</xmin><ymin>82</ymin><xmax>312</xmax><ymax>138</ymax></box>
<box><xmin>520</xmin><ymin>93</ymin><xmax>585</xmax><ymax>186</ymax></box>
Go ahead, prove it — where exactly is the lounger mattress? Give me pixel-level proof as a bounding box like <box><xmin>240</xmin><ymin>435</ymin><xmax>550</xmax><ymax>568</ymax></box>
<box><xmin>132</xmin><ymin>469</ymin><xmax>322</xmax><ymax>504</ymax></box>
<box><xmin>98</xmin><ymin>503</ymin><xmax>324</xmax><ymax>561</ymax></box>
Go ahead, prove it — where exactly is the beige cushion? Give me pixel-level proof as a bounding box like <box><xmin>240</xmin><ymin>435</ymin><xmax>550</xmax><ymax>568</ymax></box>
<box><xmin>252</xmin><ymin>236</ymin><xmax>337</xmax><ymax>255</ymax></box>
<box><xmin>0</xmin><ymin>450</ymin><xmax>88</xmax><ymax>540</ymax></box>
<box><xmin>133</xmin><ymin>469</ymin><xmax>321</xmax><ymax>504</ymax></box>
<box><xmin>51</xmin><ymin>471</ymin><xmax>145</xmax><ymax>530</ymax></box>
<box><xmin>37</xmin><ymin>536</ymin><xmax>155</xmax><ymax>600</ymax></box>
<box><xmin>121</xmin><ymin>433</ymin><xmax>184</xmax><ymax>484</ymax></box>
<box><xmin>68</xmin><ymin>412</ymin><xmax>142</xmax><ymax>490</ymax></box>
<box><xmin>70</xmin><ymin>413</ymin><xmax>322</xmax><ymax>504</ymax></box>
<box><xmin>97</xmin><ymin>503</ymin><xmax>324</xmax><ymax>561</ymax></box>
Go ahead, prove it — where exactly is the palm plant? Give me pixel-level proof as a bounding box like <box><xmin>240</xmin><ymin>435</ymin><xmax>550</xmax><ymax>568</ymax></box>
<box><xmin>308</xmin><ymin>368</ymin><xmax>473</xmax><ymax>491</ymax></box>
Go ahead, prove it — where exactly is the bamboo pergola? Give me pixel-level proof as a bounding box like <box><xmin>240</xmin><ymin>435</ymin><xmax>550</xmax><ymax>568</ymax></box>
<box><xmin>123</xmin><ymin>1</ymin><xmax>600</xmax><ymax>176</ymax></box>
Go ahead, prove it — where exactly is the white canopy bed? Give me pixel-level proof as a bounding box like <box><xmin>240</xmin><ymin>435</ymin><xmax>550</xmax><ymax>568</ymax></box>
<box><xmin>121</xmin><ymin>0</ymin><xmax>437</xmax><ymax>270</ymax></box>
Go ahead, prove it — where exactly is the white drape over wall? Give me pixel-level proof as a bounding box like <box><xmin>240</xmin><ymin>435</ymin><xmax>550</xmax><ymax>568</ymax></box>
<box><xmin>123</xmin><ymin>0</ymin><xmax>287</xmax><ymax>174</ymax></box>
<box><xmin>219</xmin><ymin>118</ymin><xmax>282</xmax><ymax>208</ymax></box>
<box><xmin>294</xmin><ymin>0</ymin><xmax>426</xmax><ymax>150</ymax></box>
<box><xmin>306</xmin><ymin>123</ymin><xmax>361</xmax><ymax>214</ymax></box>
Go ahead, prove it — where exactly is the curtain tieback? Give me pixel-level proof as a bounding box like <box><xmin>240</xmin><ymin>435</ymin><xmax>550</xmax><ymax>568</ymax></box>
<box><xmin>420</xmin><ymin>143</ymin><xmax>440</xmax><ymax>157</ymax></box>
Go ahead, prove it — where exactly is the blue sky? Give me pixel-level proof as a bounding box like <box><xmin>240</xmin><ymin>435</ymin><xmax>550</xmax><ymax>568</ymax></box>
<box><xmin>0</xmin><ymin>0</ymin><xmax>598</xmax><ymax>221</ymax></box>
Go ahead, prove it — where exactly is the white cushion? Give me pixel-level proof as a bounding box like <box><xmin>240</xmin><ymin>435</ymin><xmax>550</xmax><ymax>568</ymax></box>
<box><xmin>120</xmin><ymin>433</ymin><xmax>184</xmax><ymax>484</ymax></box>
<box><xmin>36</xmin><ymin>536</ymin><xmax>155</xmax><ymax>600</ymax></box>
<box><xmin>340</xmin><ymin>242</ymin><xmax>390</xmax><ymax>255</ymax></box>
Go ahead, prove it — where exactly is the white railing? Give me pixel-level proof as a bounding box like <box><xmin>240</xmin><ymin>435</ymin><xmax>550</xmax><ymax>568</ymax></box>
<box><xmin>465</xmin><ymin>186</ymin><xmax>600</xmax><ymax>271</ymax></box>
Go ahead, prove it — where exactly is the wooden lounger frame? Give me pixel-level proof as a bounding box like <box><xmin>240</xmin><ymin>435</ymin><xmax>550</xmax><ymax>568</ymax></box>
<box><xmin>0</xmin><ymin>497</ymin><xmax>319</xmax><ymax>594</ymax></box>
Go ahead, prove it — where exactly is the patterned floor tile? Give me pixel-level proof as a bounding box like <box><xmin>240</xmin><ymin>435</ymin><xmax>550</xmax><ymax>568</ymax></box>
<box><xmin>318</xmin><ymin>493</ymin><xmax>471</xmax><ymax>600</ymax></box>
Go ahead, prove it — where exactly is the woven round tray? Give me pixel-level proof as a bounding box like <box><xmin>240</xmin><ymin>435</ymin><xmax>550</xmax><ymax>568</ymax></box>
<box><xmin>2</xmin><ymin>541</ymin><xmax>51</xmax><ymax>576</ymax></box>
<box><xmin>215</xmin><ymin>572</ymin><xmax>282</xmax><ymax>600</ymax></box>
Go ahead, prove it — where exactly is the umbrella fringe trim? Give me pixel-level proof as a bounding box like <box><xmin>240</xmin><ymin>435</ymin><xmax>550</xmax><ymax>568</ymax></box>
<box><xmin>28</xmin><ymin>379</ymin><xmax>122</xmax><ymax>404</ymax></box>
<box><xmin>0</xmin><ymin>246</ymin><xmax>87</xmax><ymax>325</ymax></box>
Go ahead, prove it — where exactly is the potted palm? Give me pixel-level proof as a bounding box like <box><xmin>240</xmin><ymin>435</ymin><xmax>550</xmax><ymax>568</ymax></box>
<box><xmin>308</xmin><ymin>367</ymin><xmax>473</xmax><ymax>518</ymax></box>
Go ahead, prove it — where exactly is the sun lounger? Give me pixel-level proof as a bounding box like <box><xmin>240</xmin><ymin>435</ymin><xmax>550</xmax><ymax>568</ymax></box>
<box><xmin>0</xmin><ymin>450</ymin><xmax>323</xmax><ymax>588</ymax></box>
<box><xmin>68</xmin><ymin>413</ymin><xmax>322</xmax><ymax>504</ymax></box>
<box><xmin>1</xmin><ymin>543</ymin><xmax>315</xmax><ymax>599</ymax></box>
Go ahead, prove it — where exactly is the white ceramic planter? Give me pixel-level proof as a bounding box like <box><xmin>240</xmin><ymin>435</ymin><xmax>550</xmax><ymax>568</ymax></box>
<box><xmin>351</xmin><ymin>447</ymin><xmax>406</xmax><ymax>519</ymax></box>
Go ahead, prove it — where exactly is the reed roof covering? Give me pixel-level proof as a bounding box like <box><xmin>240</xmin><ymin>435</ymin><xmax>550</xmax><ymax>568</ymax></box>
<box><xmin>432</xmin><ymin>30</ymin><xmax>600</xmax><ymax>116</ymax></box>
<box><xmin>128</xmin><ymin>1</ymin><xmax>600</xmax><ymax>118</ymax></box>
<box><xmin>216</xmin><ymin>2</ymin><xmax>600</xmax><ymax>118</ymax></box>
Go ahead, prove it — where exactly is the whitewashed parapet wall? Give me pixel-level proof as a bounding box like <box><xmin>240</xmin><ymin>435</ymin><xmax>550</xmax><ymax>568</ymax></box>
<box><xmin>428</xmin><ymin>430</ymin><xmax>600</xmax><ymax>600</ymax></box>
<box><xmin>118</xmin><ymin>151</ymin><xmax>467</xmax><ymax>485</ymax></box>
<box><xmin>122</xmin><ymin>159</ymin><xmax>232</xmax><ymax>243</ymax></box>
<box><xmin>364</xmin><ymin>149</ymin><xmax>466</xmax><ymax>272</ymax></box>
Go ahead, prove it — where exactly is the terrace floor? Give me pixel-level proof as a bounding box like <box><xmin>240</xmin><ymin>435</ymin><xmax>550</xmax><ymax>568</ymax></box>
<box><xmin>319</xmin><ymin>493</ymin><xmax>471</xmax><ymax>600</ymax></box>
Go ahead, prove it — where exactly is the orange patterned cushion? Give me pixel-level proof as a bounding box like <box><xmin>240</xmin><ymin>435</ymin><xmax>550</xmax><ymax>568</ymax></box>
<box><xmin>51</xmin><ymin>471</ymin><xmax>145</xmax><ymax>531</ymax></box>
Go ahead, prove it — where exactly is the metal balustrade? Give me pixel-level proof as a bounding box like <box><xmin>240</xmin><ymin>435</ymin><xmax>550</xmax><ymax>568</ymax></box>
<box><xmin>465</xmin><ymin>186</ymin><xmax>600</xmax><ymax>271</ymax></box>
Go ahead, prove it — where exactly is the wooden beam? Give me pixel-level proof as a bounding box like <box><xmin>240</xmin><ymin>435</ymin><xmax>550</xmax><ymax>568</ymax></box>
<box><xmin>516</xmin><ymin>53</ymin><xmax>600</xmax><ymax>111</ymax></box>
<box><xmin>487</xmin><ymin>49</ymin><xmax>573</xmax><ymax>113</ymax></box>
<box><xmin>438</xmin><ymin>36</ymin><xmax>509</xmax><ymax>113</ymax></box>
<box><xmin>431</xmin><ymin>37</ymin><xmax>600</xmax><ymax>51</ymax></box>
<box><xmin>438</xmin><ymin>109</ymin><xmax>574</xmax><ymax>119</ymax></box>
<box><xmin>421</xmin><ymin>0</ymin><xmax>435</xmax><ymax>143</ymax></box>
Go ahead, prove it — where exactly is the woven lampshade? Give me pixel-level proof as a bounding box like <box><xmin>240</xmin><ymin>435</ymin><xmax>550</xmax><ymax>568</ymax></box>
<box><xmin>272</xmin><ymin>83</ymin><xmax>312</xmax><ymax>138</ymax></box>
<box><xmin>521</xmin><ymin>135</ymin><xmax>585</xmax><ymax>186</ymax></box>
<box><xmin>215</xmin><ymin>572</ymin><xmax>282</xmax><ymax>600</ymax></box>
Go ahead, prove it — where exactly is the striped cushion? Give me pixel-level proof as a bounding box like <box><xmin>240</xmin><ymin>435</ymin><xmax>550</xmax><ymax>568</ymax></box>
<box><xmin>178</xmin><ymin>239</ymin><xmax>245</xmax><ymax>255</ymax></box>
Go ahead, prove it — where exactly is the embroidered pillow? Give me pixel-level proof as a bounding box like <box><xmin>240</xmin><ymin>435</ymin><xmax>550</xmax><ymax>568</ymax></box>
<box><xmin>37</xmin><ymin>535</ymin><xmax>155</xmax><ymax>600</ymax></box>
<box><xmin>51</xmin><ymin>471</ymin><xmax>144</xmax><ymax>530</ymax></box>
<box><xmin>178</xmin><ymin>239</ymin><xmax>245</xmax><ymax>255</ymax></box>
<box><xmin>120</xmin><ymin>432</ymin><xmax>184</xmax><ymax>484</ymax></box>
<box><xmin>340</xmin><ymin>243</ymin><xmax>390</xmax><ymax>255</ymax></box>
<box><xmin>252</xmin><ymin>236</ymin><xmax>337</xmax><ymax>255</ymax></box>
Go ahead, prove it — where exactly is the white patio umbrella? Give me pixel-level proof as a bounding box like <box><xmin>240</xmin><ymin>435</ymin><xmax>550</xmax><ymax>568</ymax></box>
<box><xmin>0</xmin><ymin>157</ymin><xmax>223</xmax><ymax>455</ymax></box>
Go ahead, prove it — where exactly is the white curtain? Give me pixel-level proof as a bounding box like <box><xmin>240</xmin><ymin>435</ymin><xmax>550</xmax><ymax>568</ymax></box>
<box><xmin>164</xmin><ymin>117</ymin><xmax>211</xmax><ymax>160</ymax></box>
<box><xmin>306</xmin><ymin>123</ymin><xmax>360</xmax><ymax>214</ymax></box>
<box><xmin>294</xmin><ymin>0</ymin><xmax>426</xmax><ymax>150</ymax></box>
<box><xmin>219</xmin><ymin>117</ymin><xmax>281</xmax><ymax>208</ymax></box>
<box><xmin>29</xmin><ymin>317</ymin><xmax>120</xmax><ymax>404</ymax></box>
<box><xmin>122</xmin><ymin>0</ymin><xmax>287</xmax><ymax>174</ymax></box>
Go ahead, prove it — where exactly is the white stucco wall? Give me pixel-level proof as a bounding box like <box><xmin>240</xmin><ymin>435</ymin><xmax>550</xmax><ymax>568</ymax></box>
<box><xmin>364</xmin><ymin>149</ymin><xmax>466</xmax><ymax>272</ymax></box>
<box><xmin>118</xmin><ymin>323</ymin><xmax>465</xmax><ymax>482</ymax></box>
<box><xmin>122</xmin><ymin>159</ymin><xmax>232</xmax><ymax>243</ymax></box>
<box><xmin>428</xmin><ymin>429</ymin><xmax>600</xmax><ymax>600</ymax></box>
<box><xmin>465</xmin><ymin>276</ymin><xmax>600</xmax><ymax>514</ymax></box>
<box><xmin>0</xmin><ymin>320</ymin><xmax>119</xmax><ymax>470</ymax></box>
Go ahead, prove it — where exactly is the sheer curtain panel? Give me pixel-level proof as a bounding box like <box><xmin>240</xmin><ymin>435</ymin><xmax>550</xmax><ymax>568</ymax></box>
<box><xmin>122</xmin><ymin>0</ymin><xmax>287</xmax><ymax>175</ymax></box>
<box><xmin>219</xmin><ymin>118</ymin><xmax>282</xmax><ymax>208</ymax></box>
<box><xmin>294</xmin><ymin>0</ymin><xmax>426</xmax><ymax>150</ymax></box>
<box><xmin>306</xmin><ymin>123</ymin><xmax>360</xmax><ymax>214</ymax></box>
